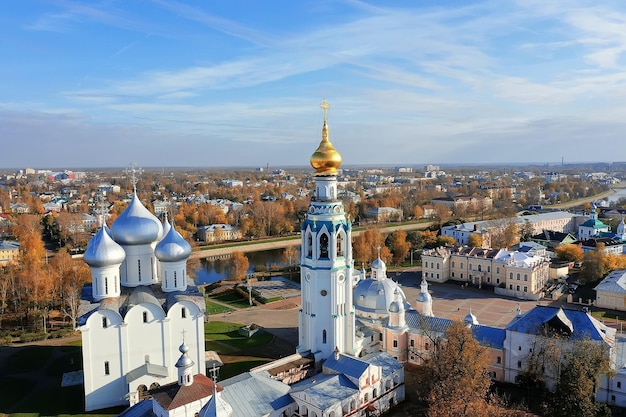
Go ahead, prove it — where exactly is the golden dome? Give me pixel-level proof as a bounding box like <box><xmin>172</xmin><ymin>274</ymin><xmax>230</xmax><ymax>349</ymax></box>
<box><xmin>310</xmin><ymin>99</ymin><xmax>342</xmax><ymax>176</ymax></box>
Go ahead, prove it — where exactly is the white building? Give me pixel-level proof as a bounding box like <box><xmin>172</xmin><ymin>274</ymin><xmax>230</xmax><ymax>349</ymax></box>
<box><xmin>578</xmin><ymin>204</ymin><xmax>610</xmax><ymax>240</ymax></box>
<box><xmin>421</xmin><ymin>246</ymin><xmax>550</xmax><ymax>300</ymax></box>
<box><xmin>80</xmin><ymin>191</ymin><xmax>205</xmax><ymax>411</ymax></box>
<box><xmin>595</xmin><ymin>270</ymin><xmax>626</xmax><ymax>312</ymax></box>
<box><xmin>441</xmin><ymin>211</ymin><xmax>580</xmax><ymax>247</ymax></box>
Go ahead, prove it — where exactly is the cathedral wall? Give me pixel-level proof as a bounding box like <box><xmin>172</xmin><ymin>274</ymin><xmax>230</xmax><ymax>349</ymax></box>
<box><xmin>82</xmin><ymin>310</ymin><xmax>127</xmax><ymax>411</ymax></box>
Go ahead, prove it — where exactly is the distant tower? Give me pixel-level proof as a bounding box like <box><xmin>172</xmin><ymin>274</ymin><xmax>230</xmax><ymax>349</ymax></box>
<box><xmin>415</xmin><ymin>278</ymin><xmax>434</xmax><ymax>317</ymax></box>
<box><xmin>176</xmin><ymin>340</ymin><xmax>195</xmax><ymax>387</ymax></box>
<box><xmin>298</xmin><ymin>99</ymin><xmax>355</xmax><ymax>361</ymax></box>
<box><xmin>617</xmin><ymin>215</ymin><xmax>626</xmax><ymax>241</ymax></box>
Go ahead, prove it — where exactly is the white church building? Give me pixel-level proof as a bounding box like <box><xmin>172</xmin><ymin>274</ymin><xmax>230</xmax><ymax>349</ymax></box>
<box><xmin>80</xmin><ymin>188</ymin><xmax>206</xmax><ymax>411</ymax></box>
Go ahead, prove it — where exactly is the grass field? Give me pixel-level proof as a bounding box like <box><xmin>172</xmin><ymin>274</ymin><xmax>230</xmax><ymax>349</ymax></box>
<box><xmin>205</xmin><ymin>298</ymin><xmax>235</xmax><ymax>315</ymax></box>
<box><xmin>210</xmin><ymin>290</ymin><xmax>253</xmax><ymax>309</ymax></box>
<box><xmin>204</xmin><ymin>320</ymin><xmax>274</xmax><ymax>354</ymax></box>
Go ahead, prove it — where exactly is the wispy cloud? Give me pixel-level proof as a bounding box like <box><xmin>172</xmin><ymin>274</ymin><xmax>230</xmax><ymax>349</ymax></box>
<box><xmin>9</xmin><ymin>0</ymin><xmax>626</xmax><ymax>167</ymax></box>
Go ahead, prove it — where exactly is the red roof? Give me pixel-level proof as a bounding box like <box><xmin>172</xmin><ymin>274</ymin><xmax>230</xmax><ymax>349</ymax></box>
<box><xmin>150</xmin><ymin>374</ymin><xmax>223</xmax><ymax>410</ymax></box>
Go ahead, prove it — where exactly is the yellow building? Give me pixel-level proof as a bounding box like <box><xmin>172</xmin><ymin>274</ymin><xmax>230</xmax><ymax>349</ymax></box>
<box><xmin>0</xmin><ymin>240</ymin><xmax>19</xmax><ymax>266</ymax></box>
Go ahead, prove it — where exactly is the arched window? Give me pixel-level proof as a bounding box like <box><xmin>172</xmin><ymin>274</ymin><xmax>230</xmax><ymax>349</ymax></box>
<box><xmin>319</xmin><ymin>233</ymin><xmax>329</xmax><ymax>259</ymax></box>
<box><xmin>137</xmin><ymin>384</ymin><xmax>148</xmax><ymax>400</ymax></box>
<box><xmin>322</xmin><ymin>329</ymin><xmax>327</xmax><ymax>344</ymax></box>
<box><xmin>105</xmin><ymin>277</ymin><xmax>109</xmax><ymax>294</ymax></box>
<box><xmin>337</xmin><ymin>232</ymin><xmax>344</xmax><ymax>257</ymax></box>
<box><xmin>307</xmin><ymin>232</ymin><xmax>313</xmax><ymax>257</ymax></box>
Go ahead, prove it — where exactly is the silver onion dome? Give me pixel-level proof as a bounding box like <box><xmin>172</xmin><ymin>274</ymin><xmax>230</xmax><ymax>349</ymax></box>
<box><xmin>84</xmin><ymin>226</ymin><xmax>126</xmax><ymax>267</ymax></box>
<box><xmin>155</xmin><ymin>225</ymin><xmax>192</xmax><ymax>262</ymax></box>
<box><xmin>111</xmin><ymin>193</ymin><xmax>162</xmax><ymax>245</ymax></box>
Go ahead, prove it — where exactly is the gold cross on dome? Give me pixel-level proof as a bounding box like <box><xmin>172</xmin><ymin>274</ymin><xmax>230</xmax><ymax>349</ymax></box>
<box><xmin>320</xmin><ymin>98</ymin><xmax>330</xmax><ymax>122</ymax></box>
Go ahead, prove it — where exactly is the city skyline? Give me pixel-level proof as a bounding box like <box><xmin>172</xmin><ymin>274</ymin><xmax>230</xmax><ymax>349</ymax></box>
<box><xmin>2</xmin><ymin>0</ymin><xmax>626</xmax><ymax>168</ymax></box>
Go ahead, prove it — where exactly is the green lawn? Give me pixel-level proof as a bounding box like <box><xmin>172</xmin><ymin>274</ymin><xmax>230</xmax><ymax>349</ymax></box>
<box><xmin>210</xmin><ymin>290</ymin><xmax>253</xmax><ymax>309</ymax></box>
<box><xmin>205</xmin><ymin>298</ymin><xmax>235</xmax><ymax>315</ymax></box>
<box><xmin>591</xmin><ymin>310</ymin><xmax>626</xmax><ymax>322</ymax></box>
<box><xmin>204</xmin><ymin>321</ymin><xmax>274</xmax><ymax>354</ymax></box>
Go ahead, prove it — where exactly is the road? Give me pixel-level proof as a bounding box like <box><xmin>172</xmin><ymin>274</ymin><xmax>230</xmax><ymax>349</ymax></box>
<box><xmin>190</xmin><ymin>221</ymin><xmax>434</xmax><ymax>259</ymax></box>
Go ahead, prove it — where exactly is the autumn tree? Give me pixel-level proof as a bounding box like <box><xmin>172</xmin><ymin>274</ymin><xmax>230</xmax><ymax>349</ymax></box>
<box><xmin>13</xmin><ymin>215</ymin><xmax>51</xmax><ymax>318</ymax></box>
<box><xmin>413</xmin><ymin>205</ymin><xmax>424</xmax><ymax>219</ymax></box>
<box><xmin>228</xmin><ymin>251</ymin><xmax>249</xmax><ymax>281</ymax></box>
<box><xmin>433</xmin><ymin>204</ymin><xmax>452</xmax><ymax>227</ymax></box>
<box><xmin>436</xmin><ymin>235</ymin><xmax>457</xmax><ymax>247</ymax></box>
<box><xmin>0</xmin><ymin>264</ymin><xmax>17</xmax><ymax>326</ymax></box>
<box><xmin>387</xmin><ymin>230</ymin><xmax>410</xmax><ymax>265</ymax></box>
<box><xmin>352</xmin><ymin>227</ymin><xmax>390</xmax><ymax>266</ymax></box>
<box><xmin>56</xmin><ymin>211</ymin><xmax>91</xmax><ymax>250</ymax></box>
<box><xmin>51</xmin><ymin>250</ymin><xmax>91</xmax><ymax>329</ymax></box>
<box><xmin>420</xmin><ymin>229</ymin><xmax>439</xmax><ymax>249</ymax></box>
<box><xmin>468</xmin><ymin>233</ymin><xmax>483</xmax><ymax>248</ymax></box>
<box><xmin>518</xmin><ymin>219</ymin><xmax>535</xmax><ymax>242</ymax></box>
<box><xmin>489</xmin><ymin>219</ymin><xmax>519</xmax><ymax>249</ymax></box>
<box><xmin>549</xmin><ymin>339</ymin><xmax>614</xmax><ymax>417</ymax></box>
<box><xmin>580</xmin><ymin>244</ymin><xmax>610</xmax><ymax>284</ymax></box>
<box><xmin>554</xmin><ymin>244</ymin><xmax>584</xmax><ymax>263</ymax></box>
<box><xmin>428</xmin><ymin>320</ymin><xmax>492</xmax><ymax>417</ymax></box>
<box><xmin>282</xmin><ymin>245</ymin><xmax>299</xmax><ymax>267</ymax></box>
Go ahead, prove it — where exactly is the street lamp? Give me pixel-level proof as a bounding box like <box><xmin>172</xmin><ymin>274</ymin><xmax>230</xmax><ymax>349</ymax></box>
<box><xmin>410</xmin><ymin>249</ymin><xmax>420</xmax><ymax>266</ymax></box>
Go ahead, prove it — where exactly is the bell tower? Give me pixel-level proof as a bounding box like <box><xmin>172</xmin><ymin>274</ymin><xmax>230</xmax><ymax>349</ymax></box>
<box><xmin>298</xmin><ymin>99</ymin><xmax>355</xmax><ymax>361</ymax></box>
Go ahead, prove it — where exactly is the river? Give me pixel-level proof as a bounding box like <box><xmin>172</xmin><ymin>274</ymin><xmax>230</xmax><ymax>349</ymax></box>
<box><xmin>605</xmin><ymin>188</ymin><xmax>626</xmax><ymax>204</ymax></box>
<box><xmin>194</xmin><ymin>248</ymin><xmax>298</xmax><ymax>285</ymax></box>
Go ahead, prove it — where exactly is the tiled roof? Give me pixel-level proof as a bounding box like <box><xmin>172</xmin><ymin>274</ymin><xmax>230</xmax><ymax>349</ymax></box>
<box><xmin>150</xmin><ymin>373</ymin><xmax>221</xmax><ymax>410</ymax></box>
<box><xmin>580</xmin><ymin>219</ymin><xmax>608</xmax><ymax>229</ymax></box>
<box><xmin>405</xmin><ymin>312</ymin><xmax>505</xmax><ymax>349</ymax></box>
<box><xmin>505</xmin><ymin>306</ymin><xmax>612</xmax><ymax>343</ymax></box>
<box><xmin>360</xmin><ymin>351</ymin><xmax>403</xmax><ymax>376</ymax></box>
<box><xmin>219</xmin><ymin>372</ymin><xmax>292</xmax><ymax>416</ymax></box>
<box><xmin>595</xmin><ymin>270</ymin><xmax>626</xmax><ymax>294</ymax></box>
<box><xmin>290</xmin><ymin>374</ymin><xmax>358</xmax><ymax>411</ymax></box>
<box><xmin>323</xmin><ymin>354</ymin><xmax>370</xmax><ymax>379</ymax></box>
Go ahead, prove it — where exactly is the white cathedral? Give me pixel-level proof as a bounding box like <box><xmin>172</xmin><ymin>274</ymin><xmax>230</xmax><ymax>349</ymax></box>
<box><xmin>80</xmin><ymin>187</ymin><xmax>206</xmax><ymax>411</ymax></box>
<box><xmin>82</xmin><ymin>100</ymin><xmax>405</xmax><ymax>417</ymax></box>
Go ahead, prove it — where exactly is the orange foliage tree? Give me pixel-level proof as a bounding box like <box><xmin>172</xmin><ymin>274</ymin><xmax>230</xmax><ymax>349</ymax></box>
<box><xmin>428</xmin><ymin>320</ymin><xmax>492</xmax><ymax>417</ymax></box>
<box><xmin>228</xmin><ymin>251</ymin><xmax>249</xmax><ymax>281</ymax></box>
<box><xmin>352</xmin><ymin>227</ymin><xmax>390</xmax><ymax>266</ymax></box>
<box><xmin>555</xmin><ymin>244</ymin><xmax>584</xmax><ymax>263</ymax></box>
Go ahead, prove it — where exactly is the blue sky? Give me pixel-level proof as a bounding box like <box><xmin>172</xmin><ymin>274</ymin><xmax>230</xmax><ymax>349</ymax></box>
<box><xmin>2</xmin><ymin>0</ymin><xmax>626</xmax><ymax>169</ymax></box>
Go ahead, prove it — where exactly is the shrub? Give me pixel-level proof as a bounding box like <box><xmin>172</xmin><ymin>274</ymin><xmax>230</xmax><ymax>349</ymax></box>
<box><xmin>20</xmin><ymin>333</ymin><xmax>49</xmax><ymax>343</ymax></box>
